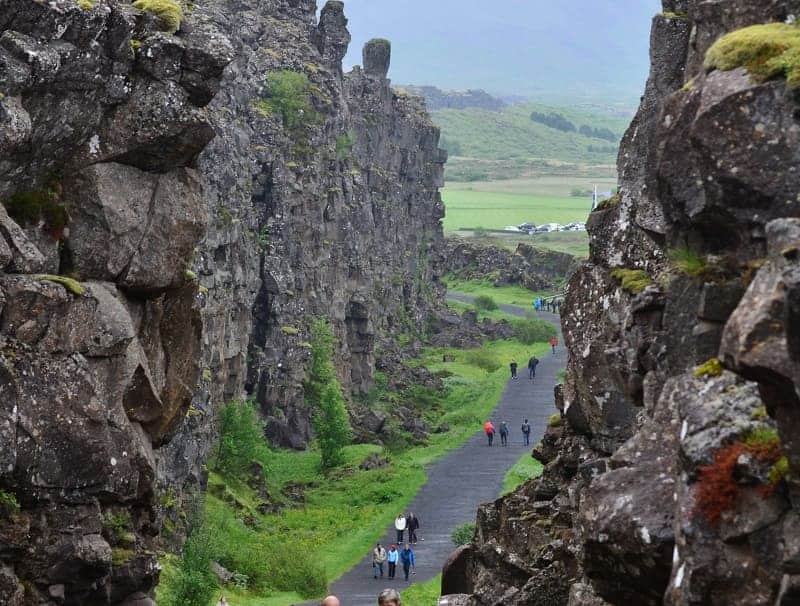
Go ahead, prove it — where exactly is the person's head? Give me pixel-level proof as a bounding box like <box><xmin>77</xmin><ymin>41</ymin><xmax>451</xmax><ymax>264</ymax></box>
<box><xmin>321</xmin><ymin>596</ymin><xmax>341</xmax><ymax>606</ymax></box>
<box><xmin>404</xmin><ymin>542</ymin><xmax>410</xmax><ymax>550</ymax></box>
<box><xmin>390</xmin><ymin>543</ymin><xmax>397</xmax><ymax>550</ymax></box>
<box><xmin>524</xmin><ymin>418</ymin><xmax>528</xmax><ymax>423</ymax></box>
<box><xmin>378</xmin><ymin>588</ymin><xmax>401</xmax><ymax>606</ymax></box>
<box><xmin>376</xmin><ymin>542</ymin><xmax>382</xmax><ymax>548</ymax></box>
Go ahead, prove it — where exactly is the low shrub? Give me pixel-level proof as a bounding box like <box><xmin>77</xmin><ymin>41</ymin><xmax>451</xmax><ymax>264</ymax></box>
<box><xmin>473</xmin><ymin>294</ymin><xmax>498</xmax><ymax>310</ymax></box>
<box><xmin>2</xmin><ymin>181</ymin><xmax>68</xmax><ymax>239</ymax></box>
<box><xmin>0</xmin><ymin>490</ymin><xmax>19</xmax><ymax>517</ymax></box>
<box><xmin>335</xmin><ymin>130</ymin><xmax>355</xmax><ymax>159</ymax></box>
<box><xmin>451</xmin><ymin>522</ymin><xmax>476</xmax><ymax>546</ymax></box>
<box><xmin>548</xmin><ymin>413</ymin><xmax>562</xmax><ymax>427</ymax></box>
<box><xmin>212</xmin><ymin>400</ymin><xmax>269</xmax><ymax>480</ymax></box>
<box><xmin>259</xmin><ymin>70</ymin><xmax>317</xmax><ymax>131</ymax></box>
<box><xmin>511</xmin><ymin>317</ymin><xmax>557</xmax><ymax>345</ymax></box>
<box><xmin>161</xmin><ymin>524</ymin><xmax>217</xmax><ymax>606</ymax></box>
<box><xmin>464</xmin><ymin>349</ymin><xmax>501</xmax><ymax>373</ymax></box>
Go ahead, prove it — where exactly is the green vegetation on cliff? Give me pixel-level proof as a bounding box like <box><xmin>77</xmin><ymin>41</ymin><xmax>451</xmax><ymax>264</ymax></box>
<box><xmin>502</xmin><ymin>453</ymin><xmax>544</xmax><ymax>495</ymax></box>
<box><xmin>132</xmin><ymin>0</ymin><xmax>182</xmax><ymax>33</ymax></box>
<box><xmin>705</xmin><ymin>23</ymin><xmax>800</xmax><ymax>89</ymax></box>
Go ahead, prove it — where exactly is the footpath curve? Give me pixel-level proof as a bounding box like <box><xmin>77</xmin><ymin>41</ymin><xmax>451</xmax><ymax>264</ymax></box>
<box><xmin>306</xmin><ymin>296</ymin><xmax>565</xmax><ymax>606</ymax></box>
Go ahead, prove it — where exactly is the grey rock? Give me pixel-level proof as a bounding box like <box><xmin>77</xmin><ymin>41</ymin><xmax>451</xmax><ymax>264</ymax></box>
<box><xmin>363</xmin><ymin>38</ymin><xmax>390</xmax><ymax>78</ymax></box>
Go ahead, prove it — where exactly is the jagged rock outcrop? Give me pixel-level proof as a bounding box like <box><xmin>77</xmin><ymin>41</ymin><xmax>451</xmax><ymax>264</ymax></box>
<box><xmin>445</xmin><ymin>238</ymin><xmax>578</xmax><ymax>291</ymax></box>
<box><xmin>0</xmin><ymin>1</ymin><xmax>232</xmax><ymax>603</ymax></box>
<box><xmin>0</xmin><ymin>0</ymin><xmax>446</xmax><ymax>603</ymax></box>
<box><xmin>443</xmin><ymin>2</ymin><xmax>800</xmax><ymax>604</ymax></box>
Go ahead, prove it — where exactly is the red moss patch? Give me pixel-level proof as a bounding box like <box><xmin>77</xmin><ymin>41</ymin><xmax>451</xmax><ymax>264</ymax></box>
<box><xmin>694</xmin><ymin>436</ymin><xmax>783</xmax><ymax>526</ymax></box>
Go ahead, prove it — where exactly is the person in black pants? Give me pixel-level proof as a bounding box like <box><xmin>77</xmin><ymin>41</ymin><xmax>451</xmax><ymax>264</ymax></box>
<box><xmin>521</xmin><ymin>419</ymin><xmax>531</xmax><ymax>446</ymax></box>
<box><xmin>407</xmin><ymin>512</ymin><xmax>420</xmax><ymax>544</ymax></box>
<box><xmin>510</xmin><ymin>359</ymin><xmax>518</xmax><ymax>379</ymax></box>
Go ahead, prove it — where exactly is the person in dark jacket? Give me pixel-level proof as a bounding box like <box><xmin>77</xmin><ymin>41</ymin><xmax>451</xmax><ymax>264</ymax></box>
<box><xmin>407</xmin><ymin>512</ymin><xmax>420</xmax><ymax>544</ymax></box>
<box><xmin>400</xmin><ymin>543</ymin><xmax>415</xmax><ymax>581</ymax></box>
<box><xmin>528</xmin><ymin>355</ymin><xmax>539</xmax><ymax>381</ymax></box>
<box><xmin>510</xmin><ymin>359</ymin><xmax>518</xmax><ymax>379</ymax></box>
<box><xmin>499</xmin><ymin>421</ymin><xmax>509</xmax><ymax>446</ymax></box>
<box><xmin>521</xmin><ymin>419</ymin><xmax>531</xmax><ymax>446</ymax></box>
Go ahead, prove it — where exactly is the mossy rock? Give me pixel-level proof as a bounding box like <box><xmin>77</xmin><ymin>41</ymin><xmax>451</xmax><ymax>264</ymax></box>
<box><xmin>280</xmin><ymin>326</ymin><xmax>300</xmax><ymax>336</ymax></box>
<box><xmin>35</xmin><ymin>275</ymin><xmax>85</xmax><ymax>296</ymax></box>
<box><xmin>694</xmin><ymin>358</ymin><xmax>724</xmax><ymax>378</ymax></box>
<box><xmin>610</xmin><ymin>268</ymin><xmax>653</xmax><ymax>295</ymax></box>
<box><xmin>132</xmin><ymin>0</ymin><xmax>183</xmax><ymax>34</ymax></box>
<box><xmin>548</xmin><ymin>413</ymin><xmax>562</xmax><ymax>428</ymax></box>
<box><xmin>705</xmin><ymin>23</ymin><xmax>800</xmax><ymax>89</ymax></box>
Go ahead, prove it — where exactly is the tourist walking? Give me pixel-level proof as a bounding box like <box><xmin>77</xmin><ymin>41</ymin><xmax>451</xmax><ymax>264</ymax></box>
<box><xmin>484</xmin><ymin>420</ymin><xmax>496</xmax><ymax>446</ymax></box>
<box><xmin>378</xmin><ymin>588</ymin><xmax>401</xmax><ymax>606</ymax></box>
<box><xmin>216</xmin><ymin>597</ymin><xmax>228</xmax><ymax>606</ymax></box>
<box><xmin>550</xmin><ymin>336</ymin><xmax>558</xmax><ymax>354</ymax></box>
<box><xmin>528</xmin><ymin>355</ymin><xmax>539</xmax><ymax>381</ymax></box>
<box><xmin>407</xmin><ymin>512</ymin><xmax>420</xmax><ymax>544</ymax></box>
<box><xmin>510</xmin><ymin>359</ymin><xmax>518</xmax><ymax>379</ymax></box>
<box><xmin>500</xmin><ymin>421</ymin><xmax>509</xmax><ymax>446</ymax></box>
<box><xmin>372</xmin><ymin>542</ymin><xmax>387</xmax><ymax>579</ymax></box>
<box><xmin>321</xmin><ymin>597</ymin><xmax>340</xmax><ymax>606</ymax></box>
<box><xmin>400</xmin><ymin>543</ymin><xmax>415</xmax><ymax>581</ymax></box>
<box><xmin>521</xmin><ymin>419</ymin><xmax>531</xmax><ymax>446</ymax></box>
<box><xmin>394</xmin><ymin>513</ymin><xmax>407</xmax><ymax>544</ymax></box>
<box><xmin>387</xmin><ymin>544</ymin><xmax>399</xmax><ymax>579</ymax></box>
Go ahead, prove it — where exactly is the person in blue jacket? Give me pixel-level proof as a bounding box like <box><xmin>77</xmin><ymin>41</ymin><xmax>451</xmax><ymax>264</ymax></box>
<box><xmin>400</xmin><ymin>542</ymin><xmax>415</xmax><ymax>581</ymax></box>
<box><xmin>387</xmin><ymin>543</ymin><xmax>399</xmax><ymax>579</ymax></box>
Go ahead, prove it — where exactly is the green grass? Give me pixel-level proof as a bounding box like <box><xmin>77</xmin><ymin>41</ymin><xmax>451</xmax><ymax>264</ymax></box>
<box><xmin>501</xmin><ymin>453</ymin><xmax>544</xmax><ymax>495</ymax></box>
<box><xmin>403</xmin><ymin>574</ymin><xmax>441</xmax><ymax>606</ymax></box>
<box><xmin>446</xmin><ymin>175</ymin><xmax>616</xmax><ymax>198</ymax></box>
<box><xmin>451</xmin><ymin>230</ymin><xmax>590</xmax><ymax>259</ymax></box>
<box><xmin>444</xmin><ymin>275</ymin><xmax>550</xmax><ymax>307</ymax></box>
<box><xmin>159</xmin><ymin>338</ymin><xmax>551</xmax><ymax>606</ymax></box>
<box><xmin>610</xmin><ymin>268</ymin><xmax>653</xmax><ymax>294</ymax></box>
<box><xmin>442</xmin><ymin>188</ymin><xmax>591</xmax><ymax>232</ymax></box>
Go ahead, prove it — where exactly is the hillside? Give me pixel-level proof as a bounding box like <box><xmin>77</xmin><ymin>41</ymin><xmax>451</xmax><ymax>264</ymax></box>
<box><xmin>434</xmin><ymin>101</ymin><xmax>632</xmax><ymax>180</ymax></box>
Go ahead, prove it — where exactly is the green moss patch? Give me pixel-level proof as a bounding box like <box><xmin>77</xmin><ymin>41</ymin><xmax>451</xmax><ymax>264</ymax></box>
<box><xmin>705</xmin><ymin>23</ymin><xmax>800</xmax><ymax>89</ymax></box>
<box><xmin>594</xmin><ymin>192</ymin><xmax>621</xmax><ymax>211</ymax></box>
<box><xmin>694</xmin><ymin>358</ymin><xmax>724</xmax><ymax>378</ymax></box>
<box><xmin>611</xmin><ymin>268</ymin><xmax>653</xmax><ymax>294</ymax></box>
<box><xmin>35</xmin><ymin>275</ymin><xmax>85</xmax><ymax>296</ymax></box>
<box><xmin>2</xmin><ymin>182</ymin><xmax>68</xmax><ymax>239</ymax></box>
<box><xmin>132</xmin><ymin>0</ymin><xmax>183</xmax><ymax>34</ymax></box>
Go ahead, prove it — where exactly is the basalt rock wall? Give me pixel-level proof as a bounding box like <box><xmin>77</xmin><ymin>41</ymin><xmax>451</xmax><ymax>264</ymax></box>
<box><xmin>443</xmin><ymin>2</ymin><xmax>800</xmax><ymax>604</ymax></box>
<box><xmin>0</xmin><ymin>0</ymin><xmax>446</xmax><ymax>603</ymax></box>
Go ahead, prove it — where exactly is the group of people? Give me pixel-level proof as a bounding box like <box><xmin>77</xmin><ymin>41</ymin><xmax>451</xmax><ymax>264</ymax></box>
<box><xmin>368</xmin><ymin>512</ymin><xmax>419</xmax><ymax>581</ymax></box>
<box><xmin>534</xmin><ymin>297</ymin><xmax>563</xmax><ymax>314</ymax></box>
<box><xmin>317</xmin><ymin>588</ymin><xmax>403</xmax><ymax>606</ymax></box>
<box><xmin>483</xmin><ymin>418</ymin><xmax>532</xmax><ymax>446</ymax></box>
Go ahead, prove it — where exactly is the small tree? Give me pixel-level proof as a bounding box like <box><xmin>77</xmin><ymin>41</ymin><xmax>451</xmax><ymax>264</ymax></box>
<box><xmin>306</xmin><ymin>319</ymin><xmax>352</xmax><ymax>470</ymax></box>
<box><xmin>260</xmin><ymin>70</ymin><xmax>316</xmax><ymax>130</ymax></box>
<box><xmin>214</xmin><ymin>400</ymin><xmax>268</xmax><ymax>478</ymax></box>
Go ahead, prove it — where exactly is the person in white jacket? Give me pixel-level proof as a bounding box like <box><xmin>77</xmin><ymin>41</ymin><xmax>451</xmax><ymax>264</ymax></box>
<box><xmin>394</xmin><ymin>513</ymin><xmax>407</xmax><ymax>544</ymax></box>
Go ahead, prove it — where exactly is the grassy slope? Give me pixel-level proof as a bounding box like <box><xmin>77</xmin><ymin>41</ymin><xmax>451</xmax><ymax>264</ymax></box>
<box><xmin>159</xmin><ymin>338</ymin><xmax>550</xmax><ymax>606</ymax></box>
<box><xmin>449</xmin><ymin>231</ymin><xmax>590</xmax><ymax>259</ymax></box>
<box><xmin>402</xmin><ymin>574</ymin><xmax>442</xmax><ymax>606</ymax></box>
<box><xmin>434</xmin><ymin>102</ymin><xmax>629</xmax><ymax>166</ymax></box>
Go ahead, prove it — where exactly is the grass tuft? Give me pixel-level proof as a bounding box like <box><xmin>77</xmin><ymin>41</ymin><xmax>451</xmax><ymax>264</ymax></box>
<box><xmin>451</xmin><ymin>522</ymin><xmax>476</xmax><ymax>546</ymax></box>
<box><xmin>133</xmin><ymin>0</ymin><xmax>182</xmax><ymax>33</ymax></box>
<box><xmin>669</xmin><ymin>246</ymin><xmax>710</xmax><ymax>278</ymax></box>
<box><xmin>705</xmin><ymin>23</ymin><xmax>800</xmax><ymax>89</ymax></box>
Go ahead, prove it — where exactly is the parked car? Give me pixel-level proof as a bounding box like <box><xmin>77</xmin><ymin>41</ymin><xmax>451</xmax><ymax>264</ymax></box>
<box><xmin>536</xmin><ymin>223</ymin><xmax>561</xmax><ymax>233</ymax></box>
<box><xmin>518</xmin><ymin>222</ymin><xmax>537</xmax><ymax>234</ymax></box>
<box><xmin>562</xmin><ymin>222</ymin><xmax>586</xmax><ymax>232</ymax></box>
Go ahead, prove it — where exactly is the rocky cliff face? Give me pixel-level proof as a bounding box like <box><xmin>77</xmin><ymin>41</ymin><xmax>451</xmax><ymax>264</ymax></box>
<box><xmin>0</xmin><ymin>0</ymin><xmax>446</xmax><ymax>603</ymax></box>
<box><xmin>442</xmin><ymin>2</ymin><xmax>800</xmax><ymax>604</ymax></box>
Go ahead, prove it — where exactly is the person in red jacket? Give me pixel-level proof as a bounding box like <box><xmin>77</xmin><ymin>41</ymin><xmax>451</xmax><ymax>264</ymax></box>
<box><xmin>484</xmin><ymin>420</ymin><xmax>496</xmax><ymax>446</ymax></box>
<box><xmin>550</xmin><ymin>336</ymin><xmax>558</xmax><ymax>354</ymax></box>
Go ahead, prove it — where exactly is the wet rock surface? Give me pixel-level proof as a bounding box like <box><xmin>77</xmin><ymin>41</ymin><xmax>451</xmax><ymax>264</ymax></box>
<box><xmin>443</xmin><ymin>2</ymin><xmax>800</xmax><ymax>604</ymax></box>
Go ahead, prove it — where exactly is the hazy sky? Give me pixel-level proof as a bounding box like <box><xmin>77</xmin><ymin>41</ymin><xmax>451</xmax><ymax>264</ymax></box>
<box><xmin>339</xmin><ymin>0</ymin><xmax>660</xmax><ymax>102</ymax></box>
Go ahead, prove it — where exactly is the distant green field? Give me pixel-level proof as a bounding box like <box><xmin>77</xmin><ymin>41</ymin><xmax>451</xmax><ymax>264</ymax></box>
<box><xmin>442</xmin><ymin>188</ymin><xmax>591</xmax><ymax>232</ymax></box>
